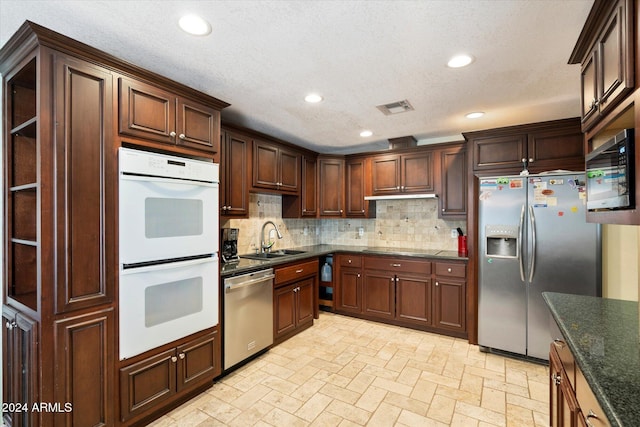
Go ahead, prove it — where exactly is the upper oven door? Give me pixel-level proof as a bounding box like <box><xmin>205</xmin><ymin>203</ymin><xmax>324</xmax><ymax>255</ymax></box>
<box><xmin>119</xmin><ymin>173</ymin><xmax>219</xmax><ymax>265</ymax></box>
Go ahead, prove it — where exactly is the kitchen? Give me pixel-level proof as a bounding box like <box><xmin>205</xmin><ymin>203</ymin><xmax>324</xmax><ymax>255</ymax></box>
<box><xmin>1</xmin><ymin>0</ymin><xmax>639</xmax><ymax>426</ymax></box>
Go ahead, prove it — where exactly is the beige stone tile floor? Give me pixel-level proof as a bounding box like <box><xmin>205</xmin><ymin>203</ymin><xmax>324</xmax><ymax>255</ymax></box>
<box><xmin>149</xmin><ymin>312</ymin><xmax>550</xmax><ymax>426</ymax></box>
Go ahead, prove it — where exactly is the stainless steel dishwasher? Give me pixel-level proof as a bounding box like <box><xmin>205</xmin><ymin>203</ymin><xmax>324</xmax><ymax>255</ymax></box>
<box><xmin>224</xmin><ymin>268</ymin><xmax>274</xmax><ymax>370</ymax></box>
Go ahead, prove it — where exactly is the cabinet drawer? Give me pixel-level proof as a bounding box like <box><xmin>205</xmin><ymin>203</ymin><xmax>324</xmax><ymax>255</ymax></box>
<box><xmin>275</xmin><ymin>260</ymin><xmax>318</xmax><ymax>285</ymax></box>
<box><xmin>435</xmin><ymin>262</ymin><xmax>466</xmax><ymax>278</ymax></box>
<box><xmin>576</xmin><ymin>366</ymin><xmax>610</xmax><ymax>427</ymax></box>
<box><xmin>364</xmin><ymin>256</ymin><xmax>431</xmax><ymax>275</ymax></box>
<box><xmin>338</xmin><ymin>255</ymin><xmax>362</xmax><ymax>268</ymax></box>
<box><xmin>551</xmin><ymin>339</ymin><xmax>575</xmax><ymax>390</ymax></box>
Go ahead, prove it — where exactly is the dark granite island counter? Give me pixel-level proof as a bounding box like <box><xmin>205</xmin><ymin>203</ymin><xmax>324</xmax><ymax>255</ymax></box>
<box><xmin>543</xmin><ymin>292</ymin><xmax>640</xmax><ymax>427</ymax></box>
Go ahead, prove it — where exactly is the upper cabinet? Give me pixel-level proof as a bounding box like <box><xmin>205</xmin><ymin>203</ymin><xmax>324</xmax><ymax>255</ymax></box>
<box><xmin>371</xmin><ymin>151</ymin><xmax>434</xmax><ymax>195</ymax></box>
<box><xmin>220</xmin><ymin>128</ymin><xmax>249</xmax><ymax>218</ymax></box>
<box><xmin>345</xmin><ymin>156</ymin><xmax>375</xmax><ymax>218</ymax></box>
<box><xmin>569</xmin><ymin>0</ymin><xmax>634</xmax><ymax>132</ymax></box>
<box><xmin>252</xmin><ymin>139</ymin><xmax>300</xmax><ymax>194</ymax></box>
<box><xmin>434</xmin><ymin>143</ymin><xmax>467</xmax><ymax>218</ymax></box>
<box><xmin>318</xmin><ymin>156</ymin><xmax>345</xmax><ymax>217</ymax></box>
<box><xmin>465</xmin><ymin>118</ymin><xmax>584</xmax><ymax>174</ymax></box>
<box><xmin>283</xmin><ymin>154</ymin><xmax>318</xmax><ymax>218</ymax></box>
<box><xmin>119</xmin><ymin>77</ymin><xmax>222</xmax><ymax>154</ymax></box>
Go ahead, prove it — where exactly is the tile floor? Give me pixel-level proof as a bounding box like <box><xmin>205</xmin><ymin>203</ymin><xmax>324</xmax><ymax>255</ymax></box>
<box><xmin>150</xmin><ymin>312</ymin><xmax>550</xmax><ymax>426</ymax></box>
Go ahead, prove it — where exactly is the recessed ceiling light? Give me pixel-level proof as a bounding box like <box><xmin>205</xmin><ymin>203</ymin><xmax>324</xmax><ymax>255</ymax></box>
<box><xmin>304</xmin><ymin>93</ymin><xmax>323</xmax><ymax>103</ymax></box>
<box><xmin>360</xmin><ymin>130</ymin><xmax>373</xmax><ymax>138</ymax></box>
<box><xmin>447</xmin><ymin>54</ymin><xmax>474</xmax><ymax>68</ymax></box>
<box><xmin>465</xmin><ymin>112</ymin><xmax>485</xmax><ymax>119</ymax></box>
<box><xmin>178</xmin><ymin>14</ymin><xmax>212</xmax><ymax>36</ymax></box>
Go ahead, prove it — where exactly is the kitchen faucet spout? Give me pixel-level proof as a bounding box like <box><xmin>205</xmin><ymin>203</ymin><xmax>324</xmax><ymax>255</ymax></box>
<box><xmin>260</xmin><ymin>221</ymin><xmax>283</xmax><ymax>252</ymax></box>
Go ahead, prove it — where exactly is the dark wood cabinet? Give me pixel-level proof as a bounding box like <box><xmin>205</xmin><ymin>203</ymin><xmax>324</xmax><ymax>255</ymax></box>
<box><xmin>283</xmin><ymin>154</ymin><xmax>318</xmax><ymax>218</ymax></box>
<box><xmin>119</xmin><ymin>77</ymin><xmax>221</xmax><ymax>154</ymax></box>
<box><xmin>220</xmin><ymin>128</ymin><xmax>249</xmax><ymax>217</ymax></box>
<box><xmin>318</xmin><ymin>156</ymin><xmax>345</xmax><ymax>217</ymax></box>
<box><xmin>2</xmin><ymin>306</ymin><xmax>38</xmax><ymax>427</ymax></box>
<box><xmin>435</xmin><ymin>143</ymin><xmax>467</xmax><ymax>218</ymax></box>
<box><xmin>570</xmin><ymin>0</ymin><xmax>634</xmax><ymax>131</ymax></box>
<box><xmin>550</xmin><ymin>344</ymin><xmax>580</xmax><ymax>427</ymax></box>
<box><xmin>252</xmin><ymin>139</ymin><xmax>300</xmax><ymax>194</ymax></box>
<box><xmin>345</xmin><ymin>157</ymin><xmax>375</xmax><ymax>218</ymax></box>
<box><xmin>433</xmin><ymin>262</ymin><xmax>466</xmax><ymax>332</ymax></box>
<box><xmin>334</xmin><ymin>255</ymin><xmax>363</xmax><ymax>314</ymax></box>
<box><xmin>362</xmin><ymin>269</ymin><xmax>395</xmax><ymax>320</ymax></box>
<box><xmin>465</xmin><ymin>118</ymin><xmax>584</xmax><ymax>174</ymax></box>
<box><xmin>371</xmin><ymin>151</ymin><xmax>434</xmax><ymax>195</ymax></box>
<box><xmin>274</xmin><ymin>260</ymin><xmax>318</xmax><ymax>343</ymax></box>
<box><xmin>119</xmin><ymin>331</ymin><xmax>218</xmax><ymax>423</ymax></box>
<box><xmin>396</xmin><ymin>273</ymin><xmax>432</xmax><ymax>327</ymax></box>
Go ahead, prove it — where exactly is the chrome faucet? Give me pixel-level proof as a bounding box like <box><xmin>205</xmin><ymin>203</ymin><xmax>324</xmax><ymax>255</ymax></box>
<box><xmin>260</xmin><ymin>220</ymin><xmax>283</xmax><ymax>252</ymax></box>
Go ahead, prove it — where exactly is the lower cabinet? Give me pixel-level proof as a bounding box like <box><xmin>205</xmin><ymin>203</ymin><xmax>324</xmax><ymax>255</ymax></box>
<box><xmin>2</xmin><ymin>306</ymin><xmax>39</xmax><ymax>427</ymax></box>
<box><xmin>334</xmin><ymin>254</ymin><xmax>467</xmax><ymax>337</ymax></box>
<box><xmin>119</xmin><ymin>330</ymin><xmax>218</xmax><ymax>424</ymax></box>
<box><xmin>549</xmin><ymin>340</ymin><xmax>610</xmax><ymax>427</ymax></box>
<box><xmin>274</xmin><ymin>260</ymin><xmax>318</xmax><ymax>344</ymax></box>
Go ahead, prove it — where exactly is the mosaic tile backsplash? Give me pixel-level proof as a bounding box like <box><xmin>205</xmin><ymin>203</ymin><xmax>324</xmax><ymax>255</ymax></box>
<box><xmin>222</xmin><ymin>194</ymin><xmax>466</xmax><ymax>256</ymax></box>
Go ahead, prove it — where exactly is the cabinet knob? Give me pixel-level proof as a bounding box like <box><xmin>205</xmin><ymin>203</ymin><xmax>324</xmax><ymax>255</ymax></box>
<box><xmin>169</xmin><ymin>131</ymin><xmax>176</xmax><ymax>138</ymax></box>
<box><xmin>442</xmin><ymin>208</ymin><xmax>445</xmax><ymax>212</ymax></box>
<box><xmin>435</xmin><ymin>281</ymin><xmax>439</xmax><ymax>286</ymax></box>
<box><xmin>171</xmin><ymin>356</ymin><xmax>178</xmax><ymax>363</ymax></box>
<box><xmin>179</xmin><ymin>133</ymin><xmax>186</xmax><ymax>140</ymax></box>
<box><xmin>179</xmin><ymin>353</ymin><xmax>185</xmax><ymax>360</ymax></box>
<box><xmin>528</xmin><ymin>158</ymin><xmax>533</xmax><ymax>163</ymax></box>
<box><xmin>552</xmin><ymin>373</ymin><xmax>561</xmax><ymax>386</ymax></box>
<box><xmin>361</xmin><ymin>210</ymin><xmax>365</xmax><ymax>213</ymax></box>
<box><xmin>357</xmin><ymin>274</ymin><xmax>361</xmax><ymax>278</ymax></box>
<box><xmin>340</xmin><ymin>210</ymin><xmax>343</xmax><ymax>213</ymax></box>
<box><xmin>5</xmin><ymin>321</ymin><xmax>13</xmax><ymax>330</ymax></box>
<box><xmin>348</xmin><ymin>259</ymin><xmax>352</xmax><ymax>264</ymax></box>
<box><xmin>447</xmin><ymin>268</ymin><xmax>452</xmax><ymax>272</ymax></box>
<box><xmin>401</xmin><ymin>185</ymin><xmax>405</xmax><ymax>191</ymax></box>
<box><xmin>585</xmin><ymin>409</ymin><xmax>599</xmax><ymax>427</ymax></box>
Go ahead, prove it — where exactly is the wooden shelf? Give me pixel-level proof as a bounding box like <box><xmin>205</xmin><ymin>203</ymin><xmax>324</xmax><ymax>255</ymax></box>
<box><xmin>319</xmin><ymin>298</ymin><xmax>334</xmax><ymax>307</ymax></box>
<box><xmin>10</xmin><ymin>116</ymin><xmax>37</xmax><ymax>138</ymax></box>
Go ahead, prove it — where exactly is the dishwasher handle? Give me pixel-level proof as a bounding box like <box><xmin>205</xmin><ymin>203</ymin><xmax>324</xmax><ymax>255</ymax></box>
<box><xmin>225</xmin><ymin>273</ymin><xmax>275</xmax><ymax>293</ymax></box>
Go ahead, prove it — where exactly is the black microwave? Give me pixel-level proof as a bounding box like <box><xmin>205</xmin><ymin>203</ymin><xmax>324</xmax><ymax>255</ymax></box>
<box><xmin>585</xmin><ymin>128</ymin><xmax>635</xmax><ymax>211</ymax></box>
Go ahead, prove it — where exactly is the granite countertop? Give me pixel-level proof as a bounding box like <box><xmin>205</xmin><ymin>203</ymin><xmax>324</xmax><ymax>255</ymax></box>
<box><xmin>220</xmin><ymin>244</ymin><xmax>468</xmax><ymax>277</ymax></box>
<box><xmin>543</xmin><ymin>292</ymin><xmax>640</xmax><ymax>427</ymax></box>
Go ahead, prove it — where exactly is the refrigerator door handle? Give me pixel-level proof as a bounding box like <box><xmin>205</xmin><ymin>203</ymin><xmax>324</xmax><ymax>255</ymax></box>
<box><xmin>518</xmin><ymin>204</ymin><xmax>525</xmax><ymax>282</ymax></box>
<box><xmin>528</xmin><ymin>205</ymin><xmax>536</xmax><ymax>282</ymax></box>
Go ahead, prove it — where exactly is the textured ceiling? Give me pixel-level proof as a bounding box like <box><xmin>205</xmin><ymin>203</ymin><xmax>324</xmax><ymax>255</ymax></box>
<box><xmin>0</xmin><ymin>0</ymin><xmax>594</xmax><ymax>154</ymax></box>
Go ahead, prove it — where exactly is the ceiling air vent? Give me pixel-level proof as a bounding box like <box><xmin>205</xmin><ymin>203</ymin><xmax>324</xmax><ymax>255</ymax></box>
<box><xmin>376</xmin><ymin>99</ymin><xmax>414</xmax><ymax>115</ymax></box>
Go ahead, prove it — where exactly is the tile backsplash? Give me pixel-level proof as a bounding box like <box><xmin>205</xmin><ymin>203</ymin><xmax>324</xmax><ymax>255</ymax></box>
<box><xmin>222</xmin><ymin>193</ymin><xmax>466</xmax><ymax>255</ymax></box>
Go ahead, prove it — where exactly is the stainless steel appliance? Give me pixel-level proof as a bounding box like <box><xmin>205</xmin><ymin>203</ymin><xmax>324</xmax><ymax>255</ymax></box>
<box><xmin>118</xmin><ymin>147</ymin><xmax>220</xmax><ymax>360</ymax></box>
<box><xmin>221</xmin><ymin>228</ymin><xmax>239</xmax><ymax>263</ymax></box>
<box><xmin>585</xmin><ymin>128</ymin><xmax>635</xmax><ymax>211</ymax></box>
<box><xmin>478</xmin><ymin>172</ymin><xmax>601</xmax><ymax>360</ymax></box>
<box><xmin>224</xmin><ymin>269</ymin><xmax>274</xmax><ymax>370</ymax></box>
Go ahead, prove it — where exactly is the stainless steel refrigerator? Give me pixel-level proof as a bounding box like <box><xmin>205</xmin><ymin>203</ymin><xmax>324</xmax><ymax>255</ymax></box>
<box><xmin>478</xmin><ymin>172</ymin><xmax>601</xmax><ymax>360</ymax></box>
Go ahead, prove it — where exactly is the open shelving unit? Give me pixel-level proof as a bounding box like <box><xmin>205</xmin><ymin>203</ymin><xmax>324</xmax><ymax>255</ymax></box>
<box><xmin>319</xmin><ymin>255</ymin><xmax>334</xmax><ymax>310</ymax></box>
<box><xmin>6</xmin><ymin>56</ymin><xmax>39</xmax><ymax>313</ymax></box>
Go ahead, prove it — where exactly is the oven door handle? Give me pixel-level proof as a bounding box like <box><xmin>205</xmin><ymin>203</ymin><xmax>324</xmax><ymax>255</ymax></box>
<box><xmin>225</xmin><ymin>274</ymin><xmax>275</xmax><ymax>293</ymax></box>
<box><xmin>120</xmin><ymin>173</ymin><xmax>219</xmax><ymax>187</ymax></box>
<box><xmin>121</xmin><ymin>255</ymin><xmax>217</xmax><ymax>274</ymax></box>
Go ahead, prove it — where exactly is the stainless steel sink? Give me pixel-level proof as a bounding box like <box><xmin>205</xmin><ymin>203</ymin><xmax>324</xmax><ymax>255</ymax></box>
<box><xmin>240</xmin><ymin>249</ymin><xmax>306</xmax><ymax>260</ymax></box>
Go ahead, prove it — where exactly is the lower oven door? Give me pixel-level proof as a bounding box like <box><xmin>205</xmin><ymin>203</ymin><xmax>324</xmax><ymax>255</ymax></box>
<box><xmin>119</xmin><ymin>256</ymin><xmax>219</xmax><ymax>360</ymax></box>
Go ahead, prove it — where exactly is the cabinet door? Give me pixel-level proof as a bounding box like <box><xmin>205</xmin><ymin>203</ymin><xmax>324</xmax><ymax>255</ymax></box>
<box><xmin>301</xmin><ymin>156</ymin><xmax>318</xmax><ymax>217</ymax></box>
<box><xmin>319</xmin><ymin>157</ymin><xmax>344</xmax><ymax>217</ymax></box>
<box><xmin>176</xmin><ymin>331</ymin><xmax>218</xmax><ymax>392</ymax></box>
<box><xmin>2</xmin><ymin>307</ymin><xmax>39</xmax><ymax>427</ymax></box>
<box><xmin>118</xmin><ymin>77</ymin><xmax>176</xmax><ymax>144</ymax></box>
<box><xmin>472</xmin><ymin>134</ymin><xmax>527</xmax><ymax>171</ymax></box>
<box><xmin>580</xmin><ymin>49</ymin><xmax>598</xmax><ymax>126</ymax></box>
<box><xmin>54</xmin><ymin>53</ymin><xmax>114</xmax><ymax>312</ymax></box>
<box><xmin>362</xmin><ymin>270</ymin><xmax>395</xmax><ymax>319</ymax></box>
<box><xmin>438</xmin><ymin>145</ymin><xmax>467</xmax><ymax>218</ymax></box>
<box><xmin>274</xmin><ymin>284</ymin><xmax>297</xmax><ymax>339</ymax></box>
<box><xmin>396</xmin><ymin>274</ymin><xmax>432</xmax><ymax>326</ymax></box>
<box><xmin>401</xmin><ymin>152</ymin><xmax>433</xmax><ymax>193</ymax></box>
<box><xmin>371</xmin><ymin>154</ymin><xmax>400</xmax><ymax>194</ymax></box>
<box><xmin>279</xmin><ymin>147</ymin><xmax>300</xmax><ymax>194</ymax></box>
<box><xmin>221</xmin><ymin>130</ymin><xmax>249</xmax><ymax>217</ymax></box>
<box><xmin>336</xmin><ymin>268</ymin><xmax>362</xmax><ymax>313</ymax></box>
<box><xmin>252</xmin><ymin>140</ymin><xmax>280</xmax><ymax>190</ymax></box>
<box><xmin>528</xmin><ymin>126</ymin><xmax>584</xmax><ymax>173</ymax></box>
<box><xmin>176</xmin><ymin>97</ymin><xmax>220</xmax><ymax>153</ymax></box>
<box><xmin>346</xmin><ymin>158</ymin><xmax>370</xmax><ymax>217</ymax></box>
<box><xmin>119</xmin><ymin>348</ymin><xmax>177</xmax><ymax>422</ymax></box>
<box><xmin>296</xmin><ymin>278</ymin><xmax>315</xmax><ymax>327</ymax></box>
<box><xmin>433</xmin><ymin>279</ymin><xmax>465</xmax><ymax>332</ymax></box>
<box><xmin>54</xmin><ymin>308</ymin><xmax>114</xmax><ymax>427</ymax></box>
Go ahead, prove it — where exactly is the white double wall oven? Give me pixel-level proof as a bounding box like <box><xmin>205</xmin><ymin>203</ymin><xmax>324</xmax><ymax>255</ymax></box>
<box><xmin>118</xmin><ymin>147</ymin><xmax>219</xmax><ymax>360</ymax></box>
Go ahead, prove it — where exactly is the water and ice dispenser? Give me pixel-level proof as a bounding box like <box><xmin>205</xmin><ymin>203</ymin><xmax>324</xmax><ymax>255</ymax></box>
<box><xmin>485</xmin><ymin>225</ymin><xmax>519</xmax><ymax>258</ymax></box>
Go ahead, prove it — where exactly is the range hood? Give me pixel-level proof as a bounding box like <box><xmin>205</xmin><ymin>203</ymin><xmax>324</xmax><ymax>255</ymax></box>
<box><xmin>364</xmin><ymin>193</ymin><xmax>438</xmax><ymax>201</ymax></box>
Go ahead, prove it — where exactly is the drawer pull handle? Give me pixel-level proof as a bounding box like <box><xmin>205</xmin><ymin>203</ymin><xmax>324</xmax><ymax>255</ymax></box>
<box><xmin>553</xmin><ymin>339</ymin><xmax>566</xmax><ymax>348</ymax></box>
<box><xmin>296</xmin><ymin>269</ymin><xmax>304</xmax><ymax>273</ymax></box>
<box><xmin>447</xmin><ymin>268</ymin><xmax>452</xmax><ymax>273</ymax></box>
<box><xmin>586</xmin><ymin>409</ymin><xmax>598</xmax><ymax>427</ymax></box>
<box><xmin>391</xmin><ymin>263</ymin><xmax>401</xmax><ymax>267</ymax></box>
